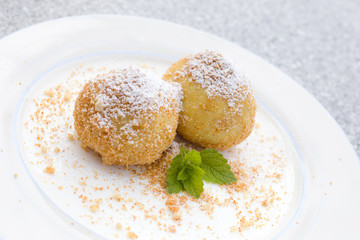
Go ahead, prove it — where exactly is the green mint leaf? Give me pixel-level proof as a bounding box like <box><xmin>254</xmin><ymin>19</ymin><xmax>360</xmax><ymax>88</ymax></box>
<box><xmin>177</xmin><ymin>163</ymin><xmax>204</xmax><ymax>181</ymax></box>
<box><xmin>166</xmin><ymin>153</ymin><xmax>184</xmax><ymax>193</ymax></box>
<box><xmin>180</xmin><ymin>145</ymin><xmax>189</xmax><ymax>156</ymax></box>
<box><xmin>183</xmin><ymin>150</ymin><xmax>201</xmax><ymax>166</ymax></box>
<box><xmin>177</xmin><ymin>166</ymin><xmax>190</xmax><ymax>181</ymax></box>
<box><xmin>187</xmin><ymin>163</ymin><xmax>206</xmax><ymax>177</ymax></box>
<box><xmin>200</xmin><ymin>149</ymin><xmax>237</xmax><ymax>184</ymax></box>
<box><xmin>182</xmin><ymin>174</ymin><xmax>204</xmax><ymax>199</ymax></box>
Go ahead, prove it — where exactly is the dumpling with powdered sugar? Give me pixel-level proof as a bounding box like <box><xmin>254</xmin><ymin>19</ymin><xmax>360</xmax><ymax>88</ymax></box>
<box><xmin>74</xmin><ymin>66</ymin><xmax>180</xmax><ymax>165</ymax></box>
<box><xmin>163</xmin><ymin>51</ymin><xmax>256</xmax><ymax>149</ymax></box>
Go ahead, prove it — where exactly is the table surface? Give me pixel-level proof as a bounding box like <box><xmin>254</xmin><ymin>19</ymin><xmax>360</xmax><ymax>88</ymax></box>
<box><xmin>1</xmin><ymin>0</ymin><xmax>359</xmax><ymax>157</ymax></box>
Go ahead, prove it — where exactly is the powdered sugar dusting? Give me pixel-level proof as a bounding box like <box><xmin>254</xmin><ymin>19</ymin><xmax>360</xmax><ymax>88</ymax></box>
<box><xmin>176</xmin><ymin>51</ymin><xmax>252</xmax><ymax>108</ymax></box>
<box><xmin>87</xmin><ymin>66</ymin><xmax>180</xmax><ymax>133</ymax></box>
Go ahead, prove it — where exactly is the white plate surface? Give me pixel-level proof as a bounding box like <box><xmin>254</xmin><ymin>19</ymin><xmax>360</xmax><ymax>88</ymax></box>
<box><xmin>0</xmin><ymin>15</ymin><xmax>359</xmax><ymax>240</ymax></box>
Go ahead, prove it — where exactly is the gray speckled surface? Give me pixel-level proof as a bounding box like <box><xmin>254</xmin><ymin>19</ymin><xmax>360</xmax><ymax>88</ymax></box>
<box><xmin>1</xmin><ymin>0</ymin><xmax>359</xmax><ymax>156</ymax></box>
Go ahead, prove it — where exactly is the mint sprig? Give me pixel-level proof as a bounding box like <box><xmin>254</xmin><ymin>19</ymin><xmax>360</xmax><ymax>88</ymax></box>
<box><xmin>166</xmin><ymin>146</ymin><xmax>237</xmax><ymax>198</ymax></box>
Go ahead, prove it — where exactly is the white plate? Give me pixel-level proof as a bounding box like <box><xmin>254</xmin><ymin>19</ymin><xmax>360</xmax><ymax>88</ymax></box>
<box><xmin>0</xmin><ymin>15</ymin><xmax>359</xmax><ymax>240</ymax></box>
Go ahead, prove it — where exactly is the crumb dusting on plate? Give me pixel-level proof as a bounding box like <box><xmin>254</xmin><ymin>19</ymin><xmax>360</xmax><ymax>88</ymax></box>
<box><xmin>22</xmin><ymin>62</ymin><xmax>294</xmax><ymax>239</ymax></box>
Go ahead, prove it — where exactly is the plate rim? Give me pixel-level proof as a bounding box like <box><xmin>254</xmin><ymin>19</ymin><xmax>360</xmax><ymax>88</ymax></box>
<box><xmin>0</xmin><ymin>15</ymin><xmax>359</xmax><ymax>240</ymax></box>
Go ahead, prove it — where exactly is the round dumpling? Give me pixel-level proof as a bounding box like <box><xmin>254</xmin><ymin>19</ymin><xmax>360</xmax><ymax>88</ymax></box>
<box><xmin>74</xmin><ymin>66</ymin><xmax>180</xmax><ymax>165</ymax></box>
<box><xmin>163</xmin><ymin>51</ymin><xmax>256</xmax><ymax>149</ymax></box>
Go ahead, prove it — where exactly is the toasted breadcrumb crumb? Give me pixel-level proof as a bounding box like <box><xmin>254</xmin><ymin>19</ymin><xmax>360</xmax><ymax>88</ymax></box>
<box><xmin>113</xmin><ymin>193</ymin><xmax>122</xmax><ymax>201</ymax></box>
<box><xmin>64</xmin><ymin>91</ymin><xmax>72</xmax><ymax>102</ymax></box>
<box><xmin>93</xmin><ymin>170</ymin><xmax>99</xmax><ymax>180</ymax></box>
<box><xmin>169</xmin><ymin>225</ymin><xmax>176</xmax><ymax>233</ymax></box>
<box><xmin>41</xmin><ymin>146</ymin><xmax>49</xmax><ymax>153</ymax></box>
<box><xmin>127</xmin><ymin>231</ymin><xmax>138</xmax><ymax>239</ymax></box>
<box><xmin>44</xmin><ymin>90</ymin><xmax>54</xmax><ymax>97</ymax></box>
<box><xmin>90</xmin><ymin>204</ymin><xmax>99</xmax><ymax>212</ymax></box>
<box><xmin>172</xmin><ymin>211</ymin><xmax>182</xmax><ymax>221</ymax></box>
<box><xmin>44</xmin><ymin>166</ymin><xmax>55</xmax><ymax>174</ymax></box>
<box><xmin>67</xmin><ymin>133</ymin><xmax>75</xmax><ymax>141</ymax></box>
<box><xmin>116</xmin><ymin>223</ymin><xmax>123</xmax><ymax>230</ymax></box>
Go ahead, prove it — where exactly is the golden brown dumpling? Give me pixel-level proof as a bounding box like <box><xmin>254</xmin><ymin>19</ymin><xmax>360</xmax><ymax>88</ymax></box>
<box><xmin>163</xmin><ymin>51</ymin><xmax>256</xmax><ymax>149</ymax></box>
<box><xmin>74</xmin><ymin>66</ymin><xmax>180</xmax><ymax>165</ymax></box>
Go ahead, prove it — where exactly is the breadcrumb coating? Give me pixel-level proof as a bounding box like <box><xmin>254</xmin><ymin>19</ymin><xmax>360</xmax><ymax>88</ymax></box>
<box><xmin>74</xmin><ymin>66</ymin><xmax>180</xmax><ymax>165</ymax></box>
<box><xmin>163</xmin><ymin>51</ymin><xmax>256</xmax><ymax>149</ymax></box>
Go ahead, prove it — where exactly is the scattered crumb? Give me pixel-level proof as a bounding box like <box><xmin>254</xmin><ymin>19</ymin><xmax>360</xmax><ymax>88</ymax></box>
<box><xmin>168</xmin><ymin>225</ymin><xmax>176</xmax><ymax>233</ymax></box>
<box><xmin>79</xmin><ymin>179</ymin><xmax>87</xmax><ymax>186</ymax></box>
<box><xmin>90</xmin><ymin>204</ymin><xmax>99</xmax><ymax>212</ymax></box>
<box><xmin>44</xmin><ymin>166</ymin><xmax>55</xmax><ymax>174</ymax></box>
<box><xmin>127</xmin><ymin>231</ymin><xmax>138</xmax><ymax>239</ymax></box>
<box><xmin>44</xmin><ymin>90</ymin><xmax>54</xmax><ymax>97</ymax></box>
<box><xmin>113</xmin><ymin>193</ymin><xmax>121</xmax><ymax>201</ymax></box>
<box><xmin>172</xmin><ymin>211</ymin><xmax>182</xmax><ymax>221</ymax></box>
<box><xmin>14</xmin><ymin>173</ymin><xmax>18</xmax><ymax>179</ymax></box>
<box><xmin>54</xmin><ymin>147</ymin><xmax>60</xmax><ymax>153</ymax></box>
<box><xmin>64</xmin><ymin>91</ymin><xmax>72</xmax><ymax>102</ymax></box>
<box><xmin>67</xmin><ymin>133</ymin><xmax>75</xmax><ymax>141</ymax></box>
<box><xmin>116</xmin><ymin>223</ymin><xmax>123</xmax><ymax>230</ymax></box>
<box><xmin>41</xmin><ymin>146</ymin><xmax>49</xmax><ymax>154</ymax></box>
<box><xmin>93</xmin><ymin>170</ymin><xmax>99</xmax><ymax>180</ymax></box>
